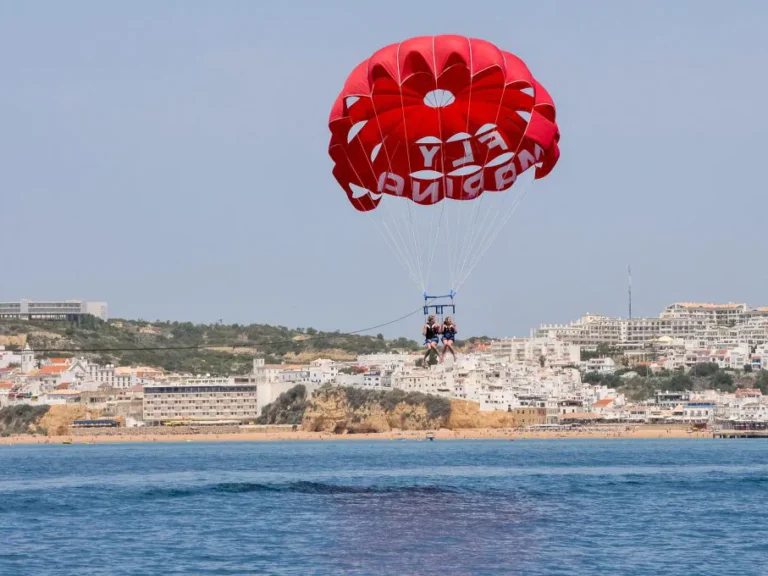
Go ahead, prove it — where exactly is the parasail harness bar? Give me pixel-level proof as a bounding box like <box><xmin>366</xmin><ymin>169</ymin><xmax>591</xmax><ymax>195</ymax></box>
<box><xmin>423</xmin><ymin>291</ymin><xmax>456</xmax><ymax>319</ymax></box>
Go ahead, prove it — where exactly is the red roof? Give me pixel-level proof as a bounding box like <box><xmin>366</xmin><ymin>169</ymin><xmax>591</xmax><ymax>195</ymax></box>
<box><xmin>49</xmin><ymin>357</ymin><xmax>72</xmax><ymax>365</ymax></box>
<box><xmin>736</xmin><ymin>388</ymin><xmax>762</xmax><ymax>398</ymax></box>
<box><xmin>35</xmin><ymin>365</ymin><xmax>69</xmax><ymax>375</ymax></box>
<box><xmin>55</xmin><ymin>382</ymin><xmax>70</xmax><ymax>390</ymax></box>
<box><xmin>593</xmin><ymin>398</ymin><xmax>615</xmax><ymax>407</ymax></box>
<box><xmin>0</xmin><ymin>382</ymin><xmax>13</xmax><ymax>390</ymax></box>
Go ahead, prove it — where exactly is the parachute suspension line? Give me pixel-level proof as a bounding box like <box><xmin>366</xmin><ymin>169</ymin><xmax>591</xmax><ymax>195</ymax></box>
<box><xmin>396</xmin><ymin>45</ymin><xmax>428</xmax><ymax>293</ymax></box>
<box><xmin>448</xmin><ymin>43</ymin><xmax>474</xmax><ymax>292</ymax></box>
<box><xmin>424</xmin><ymin>51</ymin><xmax>448</xmax><ymax>295</ymax></box>
<box><xmin>456</xmin><ymin>183</ymin><xmax>530</xmax><ymax>290</ymax></box>
<box><xmin>456</xmin><ymin>187</ymin><xmax>513</xmax><ymax>284</ymax></box>
<box><xmin>342</xmin><ymin>128</ymin><xmax>423</xmax><ymax>289</ymax></box>
<box><xmin>379</xmin><ymin>192</ymin><xmax>425</xmax><ymax>287</ymax></box>
<box><xmin>386</xmin><ymin>205</ymin><xmax>424</xmax><ymax>287</ymax></box>
<box><xmin>424</xmin><ymin>199</ymin><xmax>447</xmax><ymax>294</ymax></box>
<box><xmin>455</xmin><ymin>169</ymin><xmax>535</xmax><ymax>291</ymax></box>
<box><xmin>404</xmin><ymin>196</ymin><xmax>426</xmax><ymax>291</ymax></box>
<box><xmin>368</xmin><ymin>102</ymin><xmax>426</xmax><ymax>292</ymax></box>
<box><xmin>456</xmin><ymin>71</ymin><xmax>547</xmax><ymax>290</ymax></box>
<box><xmin>367</xmin><ymin>210</ymin><xmax>421</xmax><ymax>287</ymax></box>
<box><xmin>446</xmin><ymin>202</ymin><xmax>457</xmax><ymax>291</ymax></box>
<box><xmin>453</xmin><ymin>72</ymin><xmax>509</xmax><ymax>291</ymax></box>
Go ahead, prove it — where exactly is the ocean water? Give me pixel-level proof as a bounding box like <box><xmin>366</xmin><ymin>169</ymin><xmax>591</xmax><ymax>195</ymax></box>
<box><xmin>1</xmin><ymin>440</ymin><xmax>767</xmax><ymax>576</ymax></box>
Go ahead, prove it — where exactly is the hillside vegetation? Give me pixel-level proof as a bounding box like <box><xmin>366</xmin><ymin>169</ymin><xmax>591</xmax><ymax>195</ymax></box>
<box><xmin>0</xmin><ymin>316</ymin><xmax>420</xmax><ymax>375</ymax></box>
<box><xmin>0</xmin><ymin>405</ymin><xmax>50</xmax><ymax>436</ymax></box>
<box><xmin>586</xmin><ymin>363</ymin><xmax>768</xmax><ymax>402</ymax></box>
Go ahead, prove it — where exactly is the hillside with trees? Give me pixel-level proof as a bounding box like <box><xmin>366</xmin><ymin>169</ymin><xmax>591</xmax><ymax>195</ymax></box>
<box><xmin>582</xmin><ymin>362</ymin><xmax>768</xmax><ymax>402</ymax></box>
<box><xmin>0</xmin><ymin>316</ymin><xmax>420</xmax><ymax>375</ymax></box>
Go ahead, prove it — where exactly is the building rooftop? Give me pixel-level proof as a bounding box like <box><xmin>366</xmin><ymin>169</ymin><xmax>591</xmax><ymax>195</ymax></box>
<box><xmin>33</xmin><ymin>365</ymin><xmax>70</xmax><ymax>376</ymax></box>
<box><xmin>593</xmin><ymin>398</ymin><xmax>615</xmax><ymax>407</ymax></box>
<box><xmin>672</xmin><ymin>302</ymin><xmax>745</xmax><ymax>309</ymax></box>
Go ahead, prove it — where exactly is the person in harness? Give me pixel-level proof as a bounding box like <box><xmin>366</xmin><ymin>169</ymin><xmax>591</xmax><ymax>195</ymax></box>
<box><xmin>422</xmin><ymin>315</ymin><xmax>441</xmax><ymax>364</ymax></box>
<box><xmin>440</xmin><ymin>316</ymin><xmax>458</xmax><ymax>363</ymax></box>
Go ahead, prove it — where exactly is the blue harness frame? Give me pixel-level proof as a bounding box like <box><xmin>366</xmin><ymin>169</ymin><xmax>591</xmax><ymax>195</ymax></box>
<box><xmin>423</xmin><ymin>291</ymin><xmax>456</xmax><ymax>320</ymax></box>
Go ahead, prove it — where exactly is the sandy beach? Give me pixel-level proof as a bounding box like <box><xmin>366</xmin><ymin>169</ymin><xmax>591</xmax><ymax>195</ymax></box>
<box><xmin>1</xmin><ymin>425</ymin><xmax>713</xmax><ymax>445</ymax></box>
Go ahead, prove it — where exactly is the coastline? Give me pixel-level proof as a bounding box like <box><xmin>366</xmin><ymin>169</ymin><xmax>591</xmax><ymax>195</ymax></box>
<box><xmin>1</xmin><ymin>425</ymin><xmax>713</xmax><ymax>445</ymax></box>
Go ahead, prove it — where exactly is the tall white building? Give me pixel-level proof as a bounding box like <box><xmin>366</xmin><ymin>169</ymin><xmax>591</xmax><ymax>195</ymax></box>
<box><xmin>535</xmin><ymin>302</ymin><xmax>764</xmax><ymax>350</ymax></box>
<box><xmin>143</xmin><ymin>377</ymin><xmax>258</xmax><ymax>424</ymax></box>
<box><xmin>491</xmin><ymin>337</ymin><xmax>580</xmax><ymax>365</ymax></box>
<box><xmin>0</xmin><ymin>299</ymin><xmax>108</xmax><ymax>321</ymax></box>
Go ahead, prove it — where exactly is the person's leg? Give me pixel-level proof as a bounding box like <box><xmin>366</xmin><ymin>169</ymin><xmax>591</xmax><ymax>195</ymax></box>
<box><xmin>424</xmin><ymin>341</ymin><xmax>438</xmax><ymax>363</ymax></box>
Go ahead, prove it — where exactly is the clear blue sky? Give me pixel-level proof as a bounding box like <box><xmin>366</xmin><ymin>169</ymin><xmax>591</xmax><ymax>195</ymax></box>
<box><xmin>2</xmin><ymin>1</ymin><xmax>767</xmax><ymax>338</ymax></box>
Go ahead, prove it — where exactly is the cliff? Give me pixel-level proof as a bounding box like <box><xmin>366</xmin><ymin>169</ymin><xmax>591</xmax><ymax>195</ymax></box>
<box><xmin>0</xmin><ymin>405</ymin><xmax>50</xmax><ymax>436</ymax></box>
<box><xmin>302</xmin><ymin>386</ymin><xmax>450</xmax><ymax>433</ymax></box>
<box><xmin>39</xmin><ymin>405</ymin><xmax>104</xmax><ymax>436</ymax></box>
<box><xmin>260</xmin><ymin>385</ymin><xmax>546</xmax><ymax>434</ymax></box>
<box><xmin>447</xmin><ymin>400</ymin><xmax>546</xmax><ymax>429</ymax></box>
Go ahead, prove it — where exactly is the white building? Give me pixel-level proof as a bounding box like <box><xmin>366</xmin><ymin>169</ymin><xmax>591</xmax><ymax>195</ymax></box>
<box><xmin>583</xmin><ymin>357</ymin><xmax>617</xmax><ymax>375</ymax></box>
<box><xmin>0</xmin><ymin>346</ymin><xmax>23</xmax><ymax>370</ymax></box>
<box><xmin>0</xmin><ymin>299</ymin><xmax>108</xmax><ymax>321</ymax></box>
<box><xmin>143</xmin><ymin>377</ymin><xmax>258</xmax><ymax>424</ymax></box>
<box><xmin>536</xmin><ymin>302</ymin><xmax>762</xmax><ymax>351</ymax></box>
<box><xmin>356</xmin><ymin>353</ymin><xmax>410</xmax><ymax>371</ymax></box>
<box><xmin>362</xmin><ymin>370</ymin><xmax>393</xmax><ymax>389</ymax></box>
<box><xmin>682</xmin><ymin>402</ymin><xmax>715</xmax><ymax>422</ymax></box>
<box><xmin>309</xmin><ymin>359</ymin><xmax>339</xmax><ymax>384</ymax></box>
<box><xmin>491</xmin><ymin>337</ymin><xmax>580</xmax><ymax>366</ymax></box>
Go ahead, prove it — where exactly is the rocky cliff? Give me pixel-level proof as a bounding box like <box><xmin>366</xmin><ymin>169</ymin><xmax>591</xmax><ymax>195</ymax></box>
<box><xmin>302</xmin><ymin>386</ymin><xmax>450</xmax><ymax>433</ymax></box>
<box><xmin>448</xmin><ymin>400</ymin><xmax>546</xmax><ymax>429</ymax></box>
<box><xmin>39</xmin><ymin>405</ymin><xmax>103</xmax><ymax>436</ymax></box>
<box><xmin>263</xmin><ymin>385</ymin><xmax>545</xmax><ymax>434</ymax></box>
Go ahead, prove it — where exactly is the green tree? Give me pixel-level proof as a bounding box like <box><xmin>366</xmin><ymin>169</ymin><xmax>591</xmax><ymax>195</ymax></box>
<box><xmin>756</xmin><ymin>370</ymin><xmax>768</xmax><ymax>394</ymax></box>
<box><xmin>743</xmin><ymin>364</ymin><xmax>753</xmax><ymax>373</ymax></box>
<box><xmin>666</xmin><ymin>373</ymin><xmax>693</xmax><ymax>392</ymax></box>
<box><xmin>711</xmin><ymin>370</ymin><xmax>734</xmax><ymax>391</ymax></box>
<box><xmin>602</xmin><ymin>374</ymin><xmax>622</xmax><ymax>389</ymax></box>
<box><xmin>690</xmin><ymin>362</ymin><xmax>719</xmax><ymax>377</ymax></box>
<box><xmin>583</xmin><ymin>372</ymin><xmax>602</xmax><ymax>384</ymax></box>
<box><xmin>257</xmin><ymin>384</ymin><xmax>308</xmax><ymax>425</ymax></box>
<box><xmin>634</xmin><ymin>365</ymin><xmax>650</xmax><ymax>377</ymax></box>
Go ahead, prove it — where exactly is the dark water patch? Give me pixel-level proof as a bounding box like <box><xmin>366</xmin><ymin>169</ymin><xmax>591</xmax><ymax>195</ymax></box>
<box><xmin>143</xmin><ymin>481</ymin><xmax>465</xmax><ymax>499</ymax></box>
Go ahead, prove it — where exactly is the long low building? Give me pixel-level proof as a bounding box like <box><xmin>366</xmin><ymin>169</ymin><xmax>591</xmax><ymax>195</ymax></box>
<box><xmin>143</xmin><ymin>377</ymin><xmax>258</xmax><ymax>425</ymax></box>
<box><xmin>0</xmin><ymin>299</ymin><xmax>108</xmax><ymax>321</ymax></box>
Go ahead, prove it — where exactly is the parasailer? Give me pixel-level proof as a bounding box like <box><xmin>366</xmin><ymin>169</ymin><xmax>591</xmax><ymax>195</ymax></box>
<box><xmin>422</xmin><ymin>315</ymin><xmax>441</xmax><ymax>363</ymax></box>
<box><xmin>440</xmin><ymin>316</ymin><xmax>458</xmax><ymax>363</ymax></box>
<box><xmin>328</xmin><ymin>35</ymin><xmax>560</xmax><ymax>336</ymax></box>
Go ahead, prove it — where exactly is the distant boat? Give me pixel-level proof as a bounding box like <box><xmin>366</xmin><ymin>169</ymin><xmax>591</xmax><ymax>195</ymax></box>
<box><xmin>426</xmin><ymin>432</ymin><xmax>436</xmax><ymax>441</ymax></box>
<box><xmin>62</xmin><ymin>440</ymin><xmax>72</xmax><ymax>445</ymax></box>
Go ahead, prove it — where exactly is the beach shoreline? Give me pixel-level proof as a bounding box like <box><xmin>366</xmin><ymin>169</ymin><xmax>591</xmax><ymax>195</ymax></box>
<box><xmin>1</xmin><ymin>425</ymin><xmax>713</xmax><ymax>445</ymax></box>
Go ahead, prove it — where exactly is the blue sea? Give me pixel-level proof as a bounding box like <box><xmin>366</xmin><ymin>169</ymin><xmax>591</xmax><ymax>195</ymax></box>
<box><xmin>1</xmin><ymin>439</ymin><xmax>767</xmax><ymax>576</ymax></box>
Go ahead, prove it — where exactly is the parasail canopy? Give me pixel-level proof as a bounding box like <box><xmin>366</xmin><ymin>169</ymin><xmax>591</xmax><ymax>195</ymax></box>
<box><xmin>328</xmin><ymin>35</ymin><xmax>560</xmax><ymax>294</ymax></box>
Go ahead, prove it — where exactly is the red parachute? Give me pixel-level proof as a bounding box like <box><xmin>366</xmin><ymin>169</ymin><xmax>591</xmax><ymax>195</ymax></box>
<box><xmin>329</xmin><ymin>35</ymin><xmax>560</xmax><ymax>212</ymax></box>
